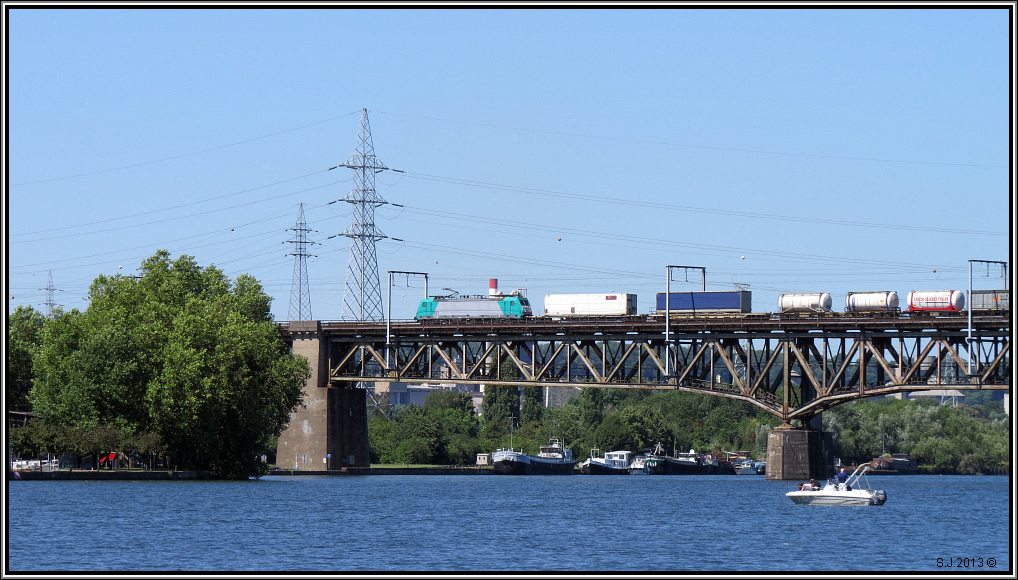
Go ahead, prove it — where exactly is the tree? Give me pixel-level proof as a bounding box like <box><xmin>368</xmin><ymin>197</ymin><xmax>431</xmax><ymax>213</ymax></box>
<box><xmin>520</xmin><ymin>386</ymin><xmax>544</xmax><ymax>424</ymax></box>
<box><xmin>481</xmin><ymin>385</ymin><xmax>520</xmax><ymax>440</ymax></box>
<box><xmin>7</xmin><ymin>305</ymin><xmax>46</xmax><ymax>412</ymax></box>
<box><xmin>29</xmin><ymin>250</ymin><xmax>309</xmax><ymax>479</ymax></box>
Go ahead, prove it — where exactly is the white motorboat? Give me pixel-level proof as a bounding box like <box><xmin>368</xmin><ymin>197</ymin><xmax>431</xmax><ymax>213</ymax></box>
<box><xmin>580</xmin><ymin>449</ymin><xmax>633</xmax><ymax>475</ymax></box>
<box><xmin>786</xmin><ymin>464</ymin><xmax>887</xmax><ymax>506</ymax></box>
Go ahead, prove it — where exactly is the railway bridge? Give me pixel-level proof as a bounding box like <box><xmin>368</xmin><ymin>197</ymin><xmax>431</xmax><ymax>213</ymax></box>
<box><xmin>275</xmin><ymin>313</ymin><xmax>1010</xmax><ymax>480</ymax></box>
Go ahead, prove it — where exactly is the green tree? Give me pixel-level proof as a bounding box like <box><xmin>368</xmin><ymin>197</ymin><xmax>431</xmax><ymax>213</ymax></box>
<box><xmin>521</xmin><ymin>385</ymin><xmax>544</xmax><ymax>425</ymax></box>
<box><xmin>7</xmin><ymin>305</ymin><xmax>46</xmax><ymax>412</ymax></box>
<box><xmin>28</xmin><ymin>250</ymin><xmax>309</xmax><ymax>479</ymax></box>
<box><xmin>592</xmin><ymin>413</ymin><xmax>638</xmax><ymax>452</ymax></box>
<box><xmin>482</xmin><ymin>385</ymin><xmax>520</xmax><ymax>440</ymax></box>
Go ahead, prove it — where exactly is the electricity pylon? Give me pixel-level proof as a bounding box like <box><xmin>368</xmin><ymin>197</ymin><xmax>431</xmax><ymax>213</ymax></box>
<box><xmin>43</xmin><ymin>270</ymin><xmax>57</xmax><ymax>317</ymax></box>
<box><xmin>287</xmin><ymin>203</ymin><xmax>315</xmax><ymax>321</ymax></box>
<box><xmin>331</xmin><ymin>108</ymin><xmax>402</xmax><ymax>321</ymax></box>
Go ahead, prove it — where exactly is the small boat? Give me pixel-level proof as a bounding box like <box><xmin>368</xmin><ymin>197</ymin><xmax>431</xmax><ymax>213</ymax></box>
<box><xmin>628</xmin><ymin>454</ymin><xmax>650</xmax><ymax>475</ymax></box>
<box><xmin>734</xmin><ymin>461</ymin><xmax>757</xmax><ymax>475</ymax></box>
<box><xmin>579</xmin><ymin>449</ymin><xmax>633</xmax><ymax>475</ymax></box>
<box><xmin>492</xmin><ymin>437</ymin><xmax>575</xmax><ymax>475</ymax></box>
<box><xmin>754</xmin><ymin>461</ymin><xmax>766</xmax><ymax>475</ymax></box>
<box><xmin>786</xmin><ymin>464</ymin><xmax>887</xmax><ymax>506</ymax></box>
<box><xmin>665</xmin><ymin>449</ymin><xmax>737</xmax><ymax>475</ymax></box>
<box><xmin>867</xmin><ymin>453</ymin><xmax>919</xmax><ymax>475</ymax></box>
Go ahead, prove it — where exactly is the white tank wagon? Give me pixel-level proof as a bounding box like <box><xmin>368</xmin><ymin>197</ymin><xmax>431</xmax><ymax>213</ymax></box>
<box><xmin>845</xmin><ymin>291</ymin><xmax>899</xmax><ymax>312</ymax></box>
<box><xmin>778</xmin><ymin>293</ymin><xmax>833</xmax><ymax>313</ymax></box>
<box><xmin>906</xmin><ymin>290</ymin><xmax>965</xmax><ymax>312</ymax></box>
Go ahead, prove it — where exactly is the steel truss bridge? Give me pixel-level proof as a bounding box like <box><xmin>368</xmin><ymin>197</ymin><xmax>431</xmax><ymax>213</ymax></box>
<box><xmin>284</xmin><ymin>313</ymin><xmax>1010</xmax><ymax>423</ymax></box>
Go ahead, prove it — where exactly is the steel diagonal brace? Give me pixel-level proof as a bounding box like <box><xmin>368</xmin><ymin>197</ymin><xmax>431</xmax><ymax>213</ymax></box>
<box><xmin>676</xmin><ymin>341</ymin><xmax>710</xmax><ymax>386</ymax></box>
<box><xmin>571</xmin><ymin>344</ymin><xmax>603</xmax><ymax>382</ymax></box>
<box><xmin>642</xmin><ymin>343</ymin><xmax>666</xmax><ymax>376</ymax></box>
<box><xmin>712</xmin><ymin>340</ymin><xmax>745</xmax><ymax>390</ymax></box>
<box><xmin>864</xmin><ymin>341</ymin><xmax>898</xmax><ymax>385</ymax></box>
<box><xmin>981</xmin><ymin>342</ymin><xmax>1010</xmax><ymax>381</ymax></box>
<box><xmin>465</xmin><ymin>343</ymin><xmax>500</xmax><ymax>379</ymax></box>
<box><xmin>432</xmin><ymin>345</ymin><xmax>465</xmax><ymax>380</ymax></box>
<box><xmin>605</xmin><ymin>342</ymin><xmax>639</xmax><ymax>383</ymax></box>
<box><xmin>898</xmin><ymin>339</ymin><xmax>937</xmax><ymax>384</ymax></box>
<box><xmin>535</xmin><ymin>343</ymin><xmax>568</xmax><ymax>381</ymax></box>
<box><xmin>330</xmin><ymin>344</ymin><xmax>360</xmax><ymax>379</ymax></box>
<box><xmin>938</xmin><ymin>340</ymin><xmax>971</xmax><ymax>375</ymax></box>
<box><xmin>749</xmin><ymin>344</ymin><xmax>783</xmax><ymax>398</ymax></box>
<box><xmin>397</xmin><ymin>344</ymin><xmax>430</xmax><ymax>378</ymax></box>
<box><xmin>364</xmin><ymin>345</ymin><xmax>389</xmax><ymax>373</ymax></box>
<box><xmin>789</xmin><ymin>341</ymin><xmax>823</xmax><ymax>394</ymax></box>
<box><xmin>500</xmin><ymin>344</ymin><xmax>534</xmax><ymax>381</ymax></box>
<box><xmin>826</xmin><ymin>341</ymin><xmax>862</xmax><ymax>395</ymax></box>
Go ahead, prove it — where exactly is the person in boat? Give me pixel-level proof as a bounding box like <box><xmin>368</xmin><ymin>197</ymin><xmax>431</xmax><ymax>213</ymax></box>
<box><xmin>836</xmin><ymin>468</ymin><xmax>849</xmax><ymax>491</ymax></box>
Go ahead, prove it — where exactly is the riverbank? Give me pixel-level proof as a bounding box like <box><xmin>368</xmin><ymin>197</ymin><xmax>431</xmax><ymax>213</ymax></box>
<box><xmin>11</xmin><ymin>469</ymin><xmax>215</xmax><ymax>480</ymax></box>
<box><xmin>9</xmin><ymin>466</ymin><xmax>497</xmax><ymax>480</ymax></box>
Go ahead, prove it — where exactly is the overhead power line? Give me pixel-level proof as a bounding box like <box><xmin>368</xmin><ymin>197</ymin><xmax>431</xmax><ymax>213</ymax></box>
<box><xmin>11</xmin><ymin>111</ymin><xmax>361</xmax><ymax>187</ymax></box>
<box><xmin>375</xmin><ymin>110</ymin><xmax>1006</xmax><ymax>169</ymax></box>
<box><xmin>401</xmin><ymin>171</ymin><xmax>1005</xmax><ymax>237</ymax></box>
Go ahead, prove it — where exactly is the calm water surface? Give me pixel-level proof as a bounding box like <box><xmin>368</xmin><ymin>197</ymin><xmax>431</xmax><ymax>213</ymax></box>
<box><xmin>7</xmin><ymin>474</ymin><xmax>1011</xmax><ymax>572</ymax></box>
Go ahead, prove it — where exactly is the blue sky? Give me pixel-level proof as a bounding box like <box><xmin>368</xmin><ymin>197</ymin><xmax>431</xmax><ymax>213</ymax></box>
<box><xmin>7</xmin><ymin>8</ymin><xmax>1012</xmax><ymax>321</ymax></box>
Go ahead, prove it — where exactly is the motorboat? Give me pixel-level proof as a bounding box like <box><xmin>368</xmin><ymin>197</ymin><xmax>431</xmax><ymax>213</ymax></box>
<box><xmin>734</xmin><ymin>461</ymin><xmax>757</xmax><ymax>475</ymax></box>
<box><xmin>786</xmin><ymin>464</ymin><xmax>887</xmax><ymax>506</ymax></box>
<box><xmin>492</xmin><ymin>437</ymin><xmax>575</xmax><ymax>475</ymax></box>
<box><xmin>579</xmin><ymin>449</ymin><xmax>633</xmax><ymax>475</ymax></box>
<box><xmin>628</xmin><ymin>454</ymin><xmax>650</xmax><ymax>475</ymax></box>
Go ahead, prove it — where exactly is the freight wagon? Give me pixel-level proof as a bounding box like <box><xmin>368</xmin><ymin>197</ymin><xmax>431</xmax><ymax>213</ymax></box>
<box><xmin>969</xmin><ymin>289</ymin><xmax>1010</xmax><ymax>311</ymax></box>
<box><xmin>544</xmin><ymin>293</ymin><xmax>637</xmax><ymax>316</ymax></box>
<box><xmin>655</xmin><ymin>291</ymin><xmax>752</xmax><ymax>313</ymax></box>
<box><xmin>778</xmin><ymin>293</ymin><xmax>833</xmax><ymax>313</ymax></box>
<box><xmin>845</xmin><ymin>291</ymin><xmax>898</xmax><ymax>312</ymax></box>
<box><xmin>906</xmin><ymin>290</ymin><xmax>965</xmax><ymax>312</ymax></box>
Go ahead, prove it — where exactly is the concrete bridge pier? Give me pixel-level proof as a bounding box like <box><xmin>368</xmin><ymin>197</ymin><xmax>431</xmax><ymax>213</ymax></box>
<box><xmin>276</xmin><ymin>321</ymin><xmax>370</xmax><ymax>471</ymax></box>
<box><xmin>765</xmin><ymin>426</ymin><xmax>833</xmax><ymax>481</ymax></box>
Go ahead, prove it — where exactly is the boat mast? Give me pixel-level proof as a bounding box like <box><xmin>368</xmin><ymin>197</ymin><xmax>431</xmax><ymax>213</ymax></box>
<box><xmin>509</xmin><ymin>414</ymin><xmax>515</xmax><ymax>452</ymax></box>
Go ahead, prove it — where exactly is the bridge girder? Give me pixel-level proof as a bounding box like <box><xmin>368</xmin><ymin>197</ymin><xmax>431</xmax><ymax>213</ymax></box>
<box><xmin>306</xmin><ymin>316</ymin><xmax>1009</xmax><ymax>423</ymax></box>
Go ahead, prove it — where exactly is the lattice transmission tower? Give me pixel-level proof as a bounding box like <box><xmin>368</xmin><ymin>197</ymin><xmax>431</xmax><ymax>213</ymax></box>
<box><xmin>331</xmin><ymin>108</ymin><xmax>401</xmax><ymax>321</ymax></box>
<box><xmin>287</xmin><ymin>203</ymin><xmax>315</xmax><ymax>321</ymax></box>
<box><xmin>42</xmin><ymin>270</ymin><xmax>57</xmax><ymax>317</ymax></box>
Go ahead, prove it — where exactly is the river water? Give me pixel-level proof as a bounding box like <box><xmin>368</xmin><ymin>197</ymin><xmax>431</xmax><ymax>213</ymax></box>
<box><xmin>6</xmin><ymin>474</ymin><xmax>1011</xmax><ymax>573</ymax></box>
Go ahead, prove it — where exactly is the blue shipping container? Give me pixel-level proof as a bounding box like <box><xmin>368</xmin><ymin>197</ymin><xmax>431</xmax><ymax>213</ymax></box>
<box><xmin>655</xmin><ymin>291</ymin><xmax>752</xmax><ymax>313</ymax></box>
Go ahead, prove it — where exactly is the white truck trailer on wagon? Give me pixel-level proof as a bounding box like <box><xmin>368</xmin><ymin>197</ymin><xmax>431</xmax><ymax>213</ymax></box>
<box><xmin>544</xmin><ymin>293</ymin><xmax>637</xmax><ymax>316</ymax></box>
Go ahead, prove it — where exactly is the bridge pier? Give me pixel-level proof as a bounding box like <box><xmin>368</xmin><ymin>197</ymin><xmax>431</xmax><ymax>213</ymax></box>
<box><xmin>765</xmin><ymin>426</ymin><xmax>833</xmax><ymax>481</ymax></box>
<box><xmin>276</xmin><ymin>321</ymin><xmax>370</xmax><ymax>471</ymax></box>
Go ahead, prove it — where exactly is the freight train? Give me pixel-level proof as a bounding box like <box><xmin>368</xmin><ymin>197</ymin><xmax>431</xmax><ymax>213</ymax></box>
<box><xmin>413</xmin><ymin>279</ymin><xmax>1008</xmax><ymax>320</ymax></box>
